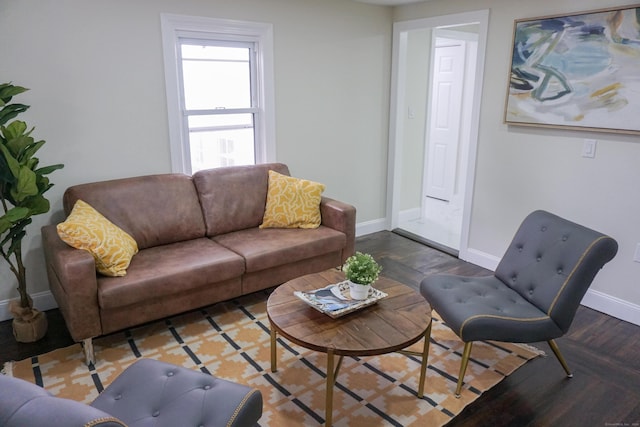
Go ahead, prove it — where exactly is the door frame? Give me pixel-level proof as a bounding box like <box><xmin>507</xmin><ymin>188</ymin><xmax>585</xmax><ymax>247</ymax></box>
<box><xmin>386</xmin><ymin>10</ymin><xmax>489</xmax><ymax>262</ymax></box>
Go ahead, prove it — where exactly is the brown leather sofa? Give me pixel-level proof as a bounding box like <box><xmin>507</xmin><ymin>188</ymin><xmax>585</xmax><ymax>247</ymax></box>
<box><xmin>41</xmin><ymin>163</ymin><xmax>356</xmax><ymax>364</ymax></box>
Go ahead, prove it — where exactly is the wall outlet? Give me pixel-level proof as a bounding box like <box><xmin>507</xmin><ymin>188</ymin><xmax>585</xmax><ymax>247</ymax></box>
<box><xmin>634</xmin><ymin>243</ymin><xmax>640</xmax><ymax>263</ymax></box>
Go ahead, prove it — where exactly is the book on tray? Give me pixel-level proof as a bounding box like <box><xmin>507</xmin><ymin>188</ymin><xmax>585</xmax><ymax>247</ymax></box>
<box><xmin>294</xmin><ymin>281</ymin><xmax>387</xmax><ymax>318</ymax></box>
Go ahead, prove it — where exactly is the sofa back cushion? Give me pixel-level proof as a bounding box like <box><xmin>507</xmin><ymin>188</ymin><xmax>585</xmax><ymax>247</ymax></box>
<box><xmin>63</xmin><ymin>174</ymin><xmax>206</xmax><ymax>250</ymax></box>
<box><xmin>193</xmin><ymin>163</ymin><xmax>290</xmax><ymax>236</ymax></box>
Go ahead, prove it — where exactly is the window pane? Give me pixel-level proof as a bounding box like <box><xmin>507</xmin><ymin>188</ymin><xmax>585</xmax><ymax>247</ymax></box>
<box><xmin>182</xmin><ymin>45</ymin><xmax>249</xmax><ymax>61</ymax></box>
<box><xmin>189</xmin><ymin>128</ymin><xmax>255</xmax><ymax>172</ymax></box>
<box><xmin>181</xmin><ymin>44</ymin><xmax>251</xmax><ymax>110</ymax></box>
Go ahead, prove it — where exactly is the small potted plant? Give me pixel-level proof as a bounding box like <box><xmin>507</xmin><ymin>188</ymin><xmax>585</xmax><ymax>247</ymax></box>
<box><xmin>342</xmin><ymin>251</ymin><xmax>382</xmax><ymax>300</ymax></box>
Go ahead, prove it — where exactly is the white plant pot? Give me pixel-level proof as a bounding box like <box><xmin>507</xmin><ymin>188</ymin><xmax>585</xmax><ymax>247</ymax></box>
<box><xmin>348</xmin><ymin>281</ymin><xmax>371</xmax><ymax>300</ymax></box>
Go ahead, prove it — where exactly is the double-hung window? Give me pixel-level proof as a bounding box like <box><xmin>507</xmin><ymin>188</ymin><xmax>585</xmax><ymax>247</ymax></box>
<box><xmin>161</xmin><ymin>15</ymin><xmax>275</xmax><ymax>174</ymax></box>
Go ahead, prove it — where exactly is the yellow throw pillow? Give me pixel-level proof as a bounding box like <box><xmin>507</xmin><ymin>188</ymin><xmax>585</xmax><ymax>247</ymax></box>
<box><xmin>260</xmin><ymin>170</ymin><xmax>325</xmax><ymax>229</ymax></box>
<box><xmin>57</xmin><ymin>200</ymin><xmax>138</xmax><ymax>277</ymax></box>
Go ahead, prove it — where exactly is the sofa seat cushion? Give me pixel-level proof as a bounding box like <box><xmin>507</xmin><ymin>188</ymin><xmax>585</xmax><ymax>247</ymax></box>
<box><xmin>97</xmin><ymin>238</ymin><xmax>244</xmax><ymax>310</ymax></box>
<box><xmin>213</xmin><ymin>226</ymin><xmax>346</xmax><ymax>273</ymax></box>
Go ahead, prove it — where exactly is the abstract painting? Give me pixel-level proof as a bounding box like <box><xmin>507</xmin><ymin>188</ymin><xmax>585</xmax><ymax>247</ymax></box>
<box><xmin>504</xmin><ymin>5</ymin><xmax>640</xmax><ymax>134</ymax></box>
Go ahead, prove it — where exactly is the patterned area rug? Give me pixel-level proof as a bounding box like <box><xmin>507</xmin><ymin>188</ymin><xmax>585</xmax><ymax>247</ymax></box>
<box><xmin>6</xmin><ymin>290</ymin><xmax>543</xmax><ymax>426</ymax></box>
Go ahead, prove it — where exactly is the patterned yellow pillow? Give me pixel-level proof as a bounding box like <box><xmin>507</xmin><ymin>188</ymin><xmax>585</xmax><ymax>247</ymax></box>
<box><xmin>260</xmin><ymin>170</ymin><xmax>325</xmax><ymax>229</ymax></box>
<box><xmin>57</xmin><ymin>200</ymin><xmax>138</xmax><ymax>277</ymax></box>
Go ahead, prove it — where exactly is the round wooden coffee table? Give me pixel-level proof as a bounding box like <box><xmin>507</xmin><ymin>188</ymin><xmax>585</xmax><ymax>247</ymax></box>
<box><xmin>267</xmin><ymin>269</ymin><xmax>432</xmax><ymax>427</ymax></box>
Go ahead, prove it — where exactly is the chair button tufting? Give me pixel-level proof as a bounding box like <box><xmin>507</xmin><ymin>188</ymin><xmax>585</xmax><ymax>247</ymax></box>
<box><xmin>114</xmin><ymin>394</ymin><xmax>122</xmax><ymax>400</ymax></box>
<box><xmin>167</xmin><ymin>371</ymin><xmax>174</xmax><ymax>377</ymax></box>
<box><xmin>153</xmin><ymin>411</ymin><xmax>160</xmax><ymax>417</ymax></box>
<box><xmin>557</xmin><ymin>268</ymin><xmax>563</xmax><ymax>274</ymax></box>
<box><xmin>204</xmin><ymin>385</ymin><xmax>211</xmax><ymax>390</ymax></box>
<box><xmin>537</xmin><ymin>257</ymin><xmax>541</xmax><ymax>262</ymax></box>
<box><xmin>541</xmin><ymin>226</ymin><xmax>547</xmax><ymax>231</ymax></box>
<box><xmin>562</xmin><ymin>235</ymin><xmax>568</xmax><ymax>241</ymax></box>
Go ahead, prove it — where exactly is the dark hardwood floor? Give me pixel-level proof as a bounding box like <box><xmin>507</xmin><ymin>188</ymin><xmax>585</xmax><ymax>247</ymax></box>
<box><xmin>2</xmin><ymin>231</ymin><xmax>639</xmax><ymax>426</ymax></box>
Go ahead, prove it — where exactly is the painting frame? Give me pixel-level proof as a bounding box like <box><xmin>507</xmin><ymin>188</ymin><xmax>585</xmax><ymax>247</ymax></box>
<box><xmin>504</xmin><ymin>4</ymin><xmax>640</xmax><ymax>135</ymax></box>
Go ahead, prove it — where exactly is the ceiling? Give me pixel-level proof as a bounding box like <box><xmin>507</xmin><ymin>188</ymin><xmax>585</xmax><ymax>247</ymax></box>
<box><xmin>353</xmin><ymin>0</ymin><xmax>428</xmax><ymax>5</ymax></box>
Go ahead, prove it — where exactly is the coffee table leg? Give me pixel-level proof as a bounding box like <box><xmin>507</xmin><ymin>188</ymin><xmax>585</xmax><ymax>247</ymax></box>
<box><xmin>270</xmin><ymin>323</ymin><xmax>277</xmax><ymax>373</ymax></box>
<box><xmin>418</xmin><ymin>322</ymin><xmax>432</xmax><ymax>398</ymax></box>
<box><xmin>325</xmin><ymin>348</ymin><xmax>335</xmax><ymax>427</ymax></box>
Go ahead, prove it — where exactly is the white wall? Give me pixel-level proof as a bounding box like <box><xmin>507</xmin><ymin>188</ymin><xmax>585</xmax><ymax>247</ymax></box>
<box><xmin>0</xmin><ymin>0</ymin><xmax>392</xmax><ymax>309</ymax></box>
<box><xmin>2</xmin><ymin>0</ymin><xmax>638</xmax><ymax>326</ymax></box>
<box><xmin>394</xmin><ymin>0</ymin><xmax>640</xmax><ymax>323</ymax></box>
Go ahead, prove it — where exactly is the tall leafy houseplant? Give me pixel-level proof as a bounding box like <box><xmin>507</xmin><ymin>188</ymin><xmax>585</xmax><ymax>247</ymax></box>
<box><xmin>0</xmin><ymin>82</ymin><xmax>63</xmax><ymax>342</ymax></box>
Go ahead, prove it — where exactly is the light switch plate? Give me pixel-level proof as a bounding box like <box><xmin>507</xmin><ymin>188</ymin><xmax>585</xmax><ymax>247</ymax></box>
<box><xmin>582</xmin><ymin>139</ymin><xmax>597</xmax><ymax>158</ymax></box>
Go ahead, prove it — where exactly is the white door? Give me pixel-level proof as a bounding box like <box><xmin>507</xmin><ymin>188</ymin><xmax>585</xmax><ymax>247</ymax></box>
<box><xmin>424</xmin><ymin>40</ymin><xmax>465</xmax><ymax>202</ymax></box>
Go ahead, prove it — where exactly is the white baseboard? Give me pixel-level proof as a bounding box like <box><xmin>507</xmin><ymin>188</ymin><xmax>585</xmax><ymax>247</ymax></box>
<box><xmin>0</xmin><ymin>290</ymin><xmax>58</xmax><ymax>322</ymax></box>
<box><xmin>3</xmin><ymin>283</ymin><xmax>637</xmax><ymax>327</ymax></box>
<box><xmin>2</xmin><ymin>224</ymin><xmax>637</xmax><ymax>328</ymax></box>
<box><xmin>581</xmin><ymin>289</ymin><xmax>640</xmax><ymax>326</ymax></box>
<box><xmin>459</xmin><ymin>246</ymin><xmax>640</xmax><ymax>327</ymax></box>
<box><xmin>356</xmin><ymin>218</ymin><xmax>387</xmax><ymax>237</ymax></box>
<box><xmin>459</xmin><ymin>247</ymin><xmax>500</xmax><ymax>271</ymax></box>
<box><xmin>0</xmin><ymin>219</ymin><xmax>390</xmax><ymax>322</ymax></box>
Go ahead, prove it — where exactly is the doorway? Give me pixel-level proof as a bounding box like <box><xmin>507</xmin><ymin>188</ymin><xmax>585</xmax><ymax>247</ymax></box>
<box><xmin>387</xmin><ymin>11</ymin><xmax>489</xmax><ymax>260</ymax></box>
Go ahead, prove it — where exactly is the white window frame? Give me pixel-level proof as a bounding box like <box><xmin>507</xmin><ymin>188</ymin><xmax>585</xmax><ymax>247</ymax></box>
<box><xmin>161</xmin><ymin>14</ymin><xmax>276</xmax><ymax>174</ymax></box>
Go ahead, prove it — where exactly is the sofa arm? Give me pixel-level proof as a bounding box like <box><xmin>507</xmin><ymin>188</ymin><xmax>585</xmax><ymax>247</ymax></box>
<box><xmin>320</xmin><ymin>197</ymin><xmax>356</xmax><ymax>263</ymax></box>
<box><xmin>41</xmin><ymin>224</ymin><xmax>102</xmax><ymax>342</ymax></box>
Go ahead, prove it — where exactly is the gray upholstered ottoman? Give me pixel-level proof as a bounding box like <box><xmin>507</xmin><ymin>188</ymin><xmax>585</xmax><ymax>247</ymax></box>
<box><xmin>92</xmin><ymin>358</ymin><xmax>263</xmax><ymax>427</ymax></box>
<box><xmin>0</xmin><ymin>358</ymin><xmax>263</xmax><ymax>427</ymax></box>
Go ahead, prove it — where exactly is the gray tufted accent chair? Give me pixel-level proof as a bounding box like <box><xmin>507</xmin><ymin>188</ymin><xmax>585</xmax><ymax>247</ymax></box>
<box><xmin>420</xmin><ymin>210</ymin><xmax>618</xmax><ymax>397</ymax></box>
<box><xmin>0</xmin><ymin>358</ymin><xmax>263</xmax><ymax>427</ymax></box>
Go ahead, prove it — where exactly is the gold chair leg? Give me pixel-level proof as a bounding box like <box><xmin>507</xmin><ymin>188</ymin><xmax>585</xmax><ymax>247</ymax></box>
<box><xmin>455</xmin><ymin>342</ymin><xmax>473</xmax><ymax>398</ymax></box>
<box><xmin>418</xmin><ymin>322</ymin><xmax>432</xmax><ymax>398</ymax></box>
<box><xmin>548</xmin><ymin>339</ymin><xmax>573</xmax><ymax>378</ymax></box>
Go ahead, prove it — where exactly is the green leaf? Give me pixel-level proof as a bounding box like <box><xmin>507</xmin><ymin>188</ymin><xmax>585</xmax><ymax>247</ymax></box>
<box><xmin>11</xmin><ymin>166</ymin><xmax>38</xmax><ymax>202</ymax></box>
<box><xmin>7</xmin><ymin>227</ymin><xmax>28</xmax><ymax>256</ymax></box>
<box><xmin>8</xmin><ymin>136</ymin><xmax>35</xmax><ymax>160</ymax></box>
<box><xmin>35</xmin><ymin>163</ymin><xmax>64</xmax><ymax>175</ymax></box>
<box><xmin>23</xmin><ymin>194</ymin><xmax>50</xmax><ymax>216</ymax></box>
<box><xmin>21</xmin><ymin>139</ymin><xmax>44</xmax><ymax>162</ymax></box>
<box><xmin>0</xmin><ymin>206</ymin><xmax>29</xmax><ymax>234</ymax></box>
<box><xmin>0</xmin><ymin>154</ymin><xmax>15</xmax><ymax>183</ymax></box>
<box><xmin>0</xmin><ymin>84</ymin><xmax>28</xmax><ymax>102</ymax></box>
<box><xmin>0</xmin><ymin>217</ymin><xmax>10</xmax><ymax>235</ymax></box>
<box><xmin>0</xmin><ymin>221</ymin><xmax>10</xmax><ymax>237</ymax></box>
<box><xmin>26</xmin><ymin>157</ymin><xmax>38</xmax><ymax>171</ymax></box>
<box><xmin>5</xmin><ymin>206</ymin><xmax>28</xmax><ymax>221</ymax></box>
<box><xmin>0</xmin><ymin>104</ymin><xmax>29</xmax><ymax>127</ymax></box>
<box><xmin>0</xmin><ymin>143</ymin><xmax>20</xmax><ymax>178</ymax></box>
<box><xmin>2</xmin><ymin>120</ymin><xmax>29</xmax><ymax>140</ymax></box>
